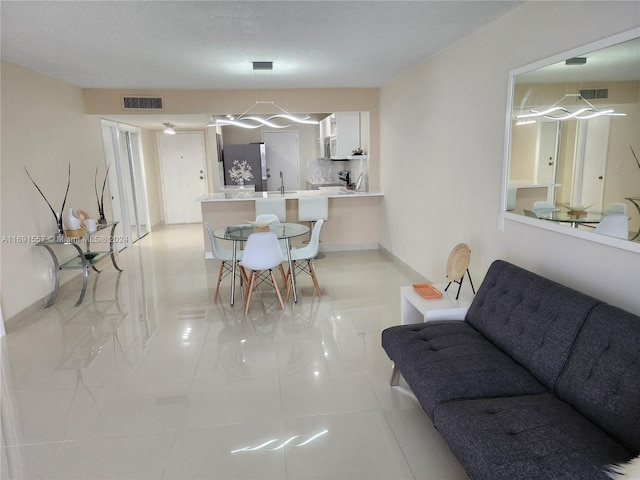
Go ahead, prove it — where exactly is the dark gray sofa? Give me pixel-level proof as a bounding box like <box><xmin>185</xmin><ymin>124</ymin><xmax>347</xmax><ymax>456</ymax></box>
<box><xmin>382</xmin><ymin>260</ymin><xmax>639</xmax><ymax>480</ymax></box>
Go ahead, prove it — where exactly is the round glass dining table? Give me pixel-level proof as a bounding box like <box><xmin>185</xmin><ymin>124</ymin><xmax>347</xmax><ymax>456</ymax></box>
<box><xmin>213</xmin><ymin>223</ymin><xmax>310</xmax><ymax>306</ymax></box>
<box><xmin>534</xmin><ymin>210</ymin><xmax>605</xmax><ymax>228</ymax></box>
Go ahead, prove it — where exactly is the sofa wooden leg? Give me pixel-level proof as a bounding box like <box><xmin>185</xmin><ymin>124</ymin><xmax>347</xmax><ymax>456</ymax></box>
<box><xmin>390</xmin><ymin>364</ymin><xmax>401</xmax><ymax>386</ymax></box>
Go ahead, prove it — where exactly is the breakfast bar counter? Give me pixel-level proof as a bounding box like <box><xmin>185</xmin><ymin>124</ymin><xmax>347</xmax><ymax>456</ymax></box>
<box><xmin>198</xmin><ymin>188</ymin><xmax>383</xmax><ymax>202</ymax></box>
<box><xmin>199</xmin><ymin>189</ymin><xmax>384</xmax><ymax>252</ymax></box>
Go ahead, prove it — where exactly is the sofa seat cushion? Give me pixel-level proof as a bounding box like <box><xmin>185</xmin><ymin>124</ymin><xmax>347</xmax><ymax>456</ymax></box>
<box><xmin>381</xmin><ymin>321</ymin><xmax>547</xmax><ymax>418</ymax></box>
<box><xmin>556</xmin><ymin>304</ymin><xmax>640</xmax><ymax>453</ymax></box>
<box><xmin>433</xmin><ymin>394</ymin><xmax>633</xmax><ymax>480</ymax></box>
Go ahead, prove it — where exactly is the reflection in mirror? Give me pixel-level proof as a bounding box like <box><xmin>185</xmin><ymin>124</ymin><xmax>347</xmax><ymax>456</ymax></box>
<box><xmin>505</xmin><ymin>30</ymin><xmax>640</xmax><ymax>244</ymax></box>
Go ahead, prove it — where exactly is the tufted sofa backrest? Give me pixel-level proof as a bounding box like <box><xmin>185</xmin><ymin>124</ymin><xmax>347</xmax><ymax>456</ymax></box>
<box><xmin>466</xmin><ymin>260</ymin><xmax>601</xmax><ymax>390</ymax></box>
<box><xmin>556</xmin><ymin>303</ymin><xmax>640</xmax><ymax>453</ymax></box>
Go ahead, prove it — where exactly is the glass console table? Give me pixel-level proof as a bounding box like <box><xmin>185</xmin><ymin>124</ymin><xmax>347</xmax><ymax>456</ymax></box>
<box><xmin>36</xmin><ymin>221</ymin><xmax>124</xmax><ymax>307</ymax></box>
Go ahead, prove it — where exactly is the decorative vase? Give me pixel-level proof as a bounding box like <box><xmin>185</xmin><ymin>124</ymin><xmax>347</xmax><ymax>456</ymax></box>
<box><xmin>65</xmin><ymin>209</ymin><xmax>82</xmax><ymax>231</ymax></box>
<box><xmin>85</xmin><ymin>219</ymin><xmax>97</xmax><ymax>233</ymax></box>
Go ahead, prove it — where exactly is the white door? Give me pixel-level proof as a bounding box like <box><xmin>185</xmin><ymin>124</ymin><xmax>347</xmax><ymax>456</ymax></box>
<box><xmin>572</xmin><ymin>116</ymin><xmax>610</xmax><ymax>210</ymax></box>
<box><xmin>262</xmin><ymin>131</ymin><xmax>300</xmax><ymax>191</ymax></box>
<box><xmin>158</xmin><ymin>132</ymin><xmax>207</xmax><ymax>224</ymax></box>
<box><xmin>535</xmin><ymin>121</ymin><xmax>560</xmax><ymax>203</ymax></box>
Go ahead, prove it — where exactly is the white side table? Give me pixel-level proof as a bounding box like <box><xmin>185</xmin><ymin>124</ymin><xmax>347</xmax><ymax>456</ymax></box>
<box><xmin>400</xmin><ymin>283</ymin><xmax>475</xmax><ymax>324</ymax></box>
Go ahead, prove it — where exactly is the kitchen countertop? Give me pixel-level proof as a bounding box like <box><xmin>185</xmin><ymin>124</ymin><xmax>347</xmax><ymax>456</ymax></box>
<box><xmin>198</xmin><ymin>188</ymin><xmax>384</xmax><ymax>202</ymax></box>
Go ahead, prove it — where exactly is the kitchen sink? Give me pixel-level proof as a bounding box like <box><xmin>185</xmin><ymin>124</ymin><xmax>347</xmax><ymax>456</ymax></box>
<box><xmin>265</xmin><ymin>191</ymin><xmax>297</xmax><ymax>196</ymax></box>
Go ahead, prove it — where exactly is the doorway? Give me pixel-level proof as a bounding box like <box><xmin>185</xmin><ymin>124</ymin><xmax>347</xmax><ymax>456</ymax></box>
<box><xmin>262</xmin><ymin>131</ymin><xmax>300</xmax><ymax>191</ymax></box>
<box><xmin>572</xmin><ymin>116</ymin><xmax>610</xmax><ymax>209</ymax></box>
<box><xmin>157</xmin><ymin>132</ymin><xmax>207</xmax><ymax>224</ymax></box>
<box><xmin>119</xmin><ymin>130</ymin><xmax>150</xmax><ymax>242</ymax></box>
<box><xmin>100</xmin><ymin>120</ymin><xmax>150</xmax><ymax>248</ymax></box>
<box><xmin>535</xmin><ymin>121</ymin><xmax>561</xmax><ymax>204</ymax></box>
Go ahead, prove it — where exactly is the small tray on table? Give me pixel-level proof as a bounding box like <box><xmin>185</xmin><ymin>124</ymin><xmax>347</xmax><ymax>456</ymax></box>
<box><xmin>412</xmin><ymin>283</ymin><xmax>443</xmax><ymax>299</ymax></box>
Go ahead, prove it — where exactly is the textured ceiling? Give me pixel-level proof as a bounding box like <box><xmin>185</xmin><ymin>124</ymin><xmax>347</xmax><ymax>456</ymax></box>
<box><xmin>1</xmin><ymin>1</ymin><xmax>522</xmax><ymax>90</ymax></box>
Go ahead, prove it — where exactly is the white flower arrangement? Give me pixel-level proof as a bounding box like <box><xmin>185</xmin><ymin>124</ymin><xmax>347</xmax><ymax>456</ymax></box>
<box><xmin>228</xmin><ymin>159</ymin><xmax>254</xmax><ymax>185</ymax></box>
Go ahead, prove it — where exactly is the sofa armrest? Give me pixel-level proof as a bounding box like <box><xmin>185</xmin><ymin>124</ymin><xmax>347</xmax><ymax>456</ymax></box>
<box><xmin>424</xmin><ymin>307</ymin><xmax>468</xmax><ymax>322</ymax></box>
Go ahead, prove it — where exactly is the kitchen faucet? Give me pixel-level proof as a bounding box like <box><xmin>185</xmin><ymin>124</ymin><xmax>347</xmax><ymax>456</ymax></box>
<box><xmin>279</xmin><ymin>171</ymin><xmax>285</xmax><ymax>195</ymax></box>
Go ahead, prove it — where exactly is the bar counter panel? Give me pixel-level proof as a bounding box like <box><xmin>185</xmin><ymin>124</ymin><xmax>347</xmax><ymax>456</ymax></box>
<box><xmin>199</xmin><ymin>190</ymin><xmax>384</xmax><ymax>252</ymax></box>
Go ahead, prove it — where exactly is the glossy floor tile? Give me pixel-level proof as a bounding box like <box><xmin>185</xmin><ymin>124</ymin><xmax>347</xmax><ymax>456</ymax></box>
<box><xmin>1</xmin><ymin>224</ymin><xmax>468</xmax><ymax>479</ymax></box>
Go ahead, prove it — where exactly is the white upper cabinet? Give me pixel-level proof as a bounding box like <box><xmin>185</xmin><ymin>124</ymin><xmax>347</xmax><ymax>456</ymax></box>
<box><xmin>318</xmin><ymin>112</ymin><xmax>362</xmax><ymax>160</ymax></box>
<box><xmin>329</xmin><ymin>112</ymin><xmax>361</xmax><ymax>159</ymax></box>
<box><xmin>319</xmin><ymin>116</ymin><xmax>331</xmax><ymax>139</ymax></box>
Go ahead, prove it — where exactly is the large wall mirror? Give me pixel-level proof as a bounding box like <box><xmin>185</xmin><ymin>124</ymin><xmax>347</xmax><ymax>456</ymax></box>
<box><xmin>502</xmin><ymin>27</ymin><xmax>640</xmax><ymax>252</ymax></box>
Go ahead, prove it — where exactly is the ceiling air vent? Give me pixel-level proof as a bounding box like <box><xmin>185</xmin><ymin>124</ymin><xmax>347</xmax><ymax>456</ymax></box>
<box><xmin>122</xmin><ymin>96</ymin><xmax>164</xmax><ymax>110</ymax></box>
<box><xmin>579</xmin><ymin>88</ymin><xmax>609</xmax><ymax>100</ymax></box>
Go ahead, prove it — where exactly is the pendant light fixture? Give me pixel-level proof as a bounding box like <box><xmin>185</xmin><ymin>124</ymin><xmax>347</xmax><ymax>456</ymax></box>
<box><xmin>515</xmin><ymin>56</ymin><xmax>626</xmax><ymax>126</ymax></box>
<box><xmin>207</xmin><ymin>61</ymin><xmax>318</xmax><ymax>129</ymax></box>
<box><xmin>516</xmin><ymin>93</ymin><xmax>626</xmax><ymax>124</ymax></box>
<box><xmin>208</xmin><ymin>102</ymin><xmax>318</xmax><ymax>129</ymax></box>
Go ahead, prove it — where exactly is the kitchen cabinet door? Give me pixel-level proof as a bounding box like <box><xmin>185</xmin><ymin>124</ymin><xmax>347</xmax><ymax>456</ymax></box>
<box><xmin>330</xmin><ymin>112</ymin><xmax>361</xmax><ymax>159</ymax></box>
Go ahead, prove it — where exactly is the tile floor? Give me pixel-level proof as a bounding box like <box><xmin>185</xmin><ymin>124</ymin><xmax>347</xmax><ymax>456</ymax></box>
<box><xmin>1</xmin><ymin>224</ymin><xmax>468</xmax><ymax>480</ymax></box>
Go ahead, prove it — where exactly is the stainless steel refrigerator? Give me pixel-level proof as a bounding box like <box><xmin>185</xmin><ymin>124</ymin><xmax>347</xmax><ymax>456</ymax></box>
<box><xmin>222</xmin><ymin>143</ymin><xmax>267</xmax><ymax>191</ymax></box>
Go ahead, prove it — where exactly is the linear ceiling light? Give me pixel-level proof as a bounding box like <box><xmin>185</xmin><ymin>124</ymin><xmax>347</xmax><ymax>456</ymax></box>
<box><xmin>515</xmin><ymin>93</ymin><xmax>626</xmax><ymax>124</ymax></box>
<box><xmin>207</xmin><ymin>61</ymin><xmax>318</xmax><ymax>129</ymax></box>
<box><xmin>208</xmin><ymin>101</ymin><xmax>318</xmax><ymax>129</ymax></box>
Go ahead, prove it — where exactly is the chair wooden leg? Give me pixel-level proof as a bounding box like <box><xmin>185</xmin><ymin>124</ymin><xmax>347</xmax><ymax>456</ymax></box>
<box><xmin>278</xmin><ymin>264</ymin><xmax>287</xmax><ymax>286</ymax></box>
<box><xmin>245</xmin><ymin>272</ymin><xmax>256</xmax><ymax>314</ymax></box>
<box><xmin>271</xmin><ymin>270</ymin><xmax>285</xmax><ymax>310</ymax></box>
<box><xmin>214</xmin><ymin>261</ymin><xmax>225</xmax><ymax>302</ymax></box>
<box><xmin>308</xmin><ymin>260</ymin><xmax>322</xmax><ymax>297</ymax></box>
<box><xmin>284</xmin><ymin>266</ymin><xmax>291</xmax><ymax>289</ymax></box>
<box><xmin>285</xmin><ymin>261</ymin><xmax>295</xmax><ymax>301</ymax></box>
<box><xmin>239</xmin><ymin>266</ymin><xmax>249</xmax><ymax>300</ymax></box>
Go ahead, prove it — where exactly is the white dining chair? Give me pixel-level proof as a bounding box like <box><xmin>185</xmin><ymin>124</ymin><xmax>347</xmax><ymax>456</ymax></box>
<box><xmin>204</xmin><ymin>223</ymin><xmax>243</xmax><ymax>302</ymax></box>
<box><xmin>254</xmin><ymin>213</ymin><xmax>288</xmax><ymax>281</ymax></box>
<box><xmin>285</xmin><ymin>219</ymin><xmax>324</xmax><ymax>299</ymax></box>
<box><xmin>595</xmin><ymin>214</ymin><xmax>629</xmax><ymax>239</ymax></box>
<box><xmin>298</xmin><ymin>196</ymin><xmax>328</xmax><ymax>246</ymax></box>
<box><xmin>255</xmin><ymin>213</ymin><xmax>280</xmax><ymax>225</ymax></box>
<box><xmin>605</xmin><ymin>202</ymin><xmax>627</xmax><ymax>215</ymax></box>
<box><xmin>533</xmin><ymin>201</ymin><xmax>555</xmax><ymax>212</ymax></box>
<box><xmin>255</xmin><ymin>197</ymin><xmax>286</xmax><ymax>223</ymax></box>
<box><xmin>523</xmin><ymin>209</ymin><xmax>539</xmax><ymax>218</ymax></box>
<box><xmin>239</xmin><ymin>232</ymin><xmax>285</xmax><ymax>314</ymax></box>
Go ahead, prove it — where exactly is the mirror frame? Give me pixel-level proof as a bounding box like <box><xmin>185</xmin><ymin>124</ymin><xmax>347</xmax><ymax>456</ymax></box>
<box><xmin>500</xmin><ymin>26</ymin><xmax>640</xmax><ymax>253</ymax></box>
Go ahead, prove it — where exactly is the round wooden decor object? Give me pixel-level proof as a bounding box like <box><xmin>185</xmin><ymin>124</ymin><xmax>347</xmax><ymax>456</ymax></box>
<box><xmin>446</xmin><ymin>243</ymin><xmax>471</xmax><ymax>282</ymax></box>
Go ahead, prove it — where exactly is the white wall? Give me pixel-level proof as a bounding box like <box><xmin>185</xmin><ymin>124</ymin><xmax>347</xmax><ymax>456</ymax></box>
<box><xmin>1</xmin><ymin>61</ymin><xmax>107</xmax><ymax>319</ymax></box>
<box><xmin>380</xmin><ymin>1</ymin><xmax>640</xmax><ymax>315</ymax></box>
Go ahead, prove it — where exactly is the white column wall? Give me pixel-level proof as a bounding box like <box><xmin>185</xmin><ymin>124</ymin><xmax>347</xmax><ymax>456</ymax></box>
<box><xmin>379</xmin><ymin>1</ymin><xmax>640</xmax><ymax>314</ymax></box>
